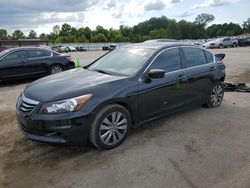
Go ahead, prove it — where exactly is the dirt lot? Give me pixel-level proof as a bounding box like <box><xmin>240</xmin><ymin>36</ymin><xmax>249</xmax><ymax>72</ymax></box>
<box><xmin>0</xmin><ymin>47</ymin><xmax>250</xmax><ymax>188</ymax></box>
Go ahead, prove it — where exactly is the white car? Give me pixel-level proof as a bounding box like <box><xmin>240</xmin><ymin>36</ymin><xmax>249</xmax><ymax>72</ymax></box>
<box><xmin>202</xmin><ymin>37</ymin><xmax>238</xmax><ymax>49</ymax></box>
<box><xmin>67</xmin><ymin>46</ymin><xmax>77</xmax><ymax>52</ymax></box>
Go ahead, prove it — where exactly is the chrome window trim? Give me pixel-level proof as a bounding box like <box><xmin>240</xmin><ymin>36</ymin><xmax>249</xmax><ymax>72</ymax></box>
<box><xmin>0</xmin><ymin>49</ymin><xmax>53</xmax><ymax>61</ymax></box>
<box><xmin>140</xmin><ymin>46</ymin><xmax>181</xmax><ymax>81</ymax></box>
<box><xmin>139</xmin><ymin>45</ymin><xmax>216</xmax><ymax>81</ymax></box>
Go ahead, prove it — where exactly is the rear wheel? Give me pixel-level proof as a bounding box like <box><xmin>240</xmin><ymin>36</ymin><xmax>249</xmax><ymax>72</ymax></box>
<box><xmin>89</xmin><ymin>104</ymin><xmax>131</xmax><ymax>150</ymax></box>
<box><xmin>50</xmin><ymin>64</ymin><xmax>63</xmax><ymax>74</ymax></box>
<box><xmin>206</xmin><ymin>82</ymin><xmax>224</xmax><ymax>108</ymax></box>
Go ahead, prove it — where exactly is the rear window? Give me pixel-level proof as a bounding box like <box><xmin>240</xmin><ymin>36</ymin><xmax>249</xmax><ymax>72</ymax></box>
<box><xmin>182</xmin><ymin>47</ymin><xmax>207</xmax><ymax>68</ymax></box>
<box><xmin>204</xmin><ymin>50</ymin><xmax>214</xmax><ymax>63</ymax></box>
<box><xmin>28</xmin><ymin>50</ymin><xmax>51</xmax><ymax>58</ymax></box>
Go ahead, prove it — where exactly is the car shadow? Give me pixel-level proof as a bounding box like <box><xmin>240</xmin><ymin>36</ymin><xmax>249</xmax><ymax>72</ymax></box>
<box><xmin>1</xmin><ymin>105</ymin><xmax>205</xmax><ymax>187</ymax></box>
<box><xmin>10</xmin><ymin>105</ymin><xmax>202</xmax><ymax>162</ymax></box>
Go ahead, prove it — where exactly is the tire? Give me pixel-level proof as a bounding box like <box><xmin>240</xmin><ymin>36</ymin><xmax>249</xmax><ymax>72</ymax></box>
<box><xmin>89</xmin><ymin>104</ymin><xmax>131</xmax><ymax>150</ymax></box>
<box><xmin>219</xmin><ymin>44</ymin><xmax>223</xmax><ymax>49</ymax></box>
<box><xmin>205</xmin><ymin>82</ymin><xmax>224</xmax><ymax>108</ymax></box>
<box><xmin>49</xmin><ymin>64</ymin><xmax>64</xmax><ymax>74</ymax></box>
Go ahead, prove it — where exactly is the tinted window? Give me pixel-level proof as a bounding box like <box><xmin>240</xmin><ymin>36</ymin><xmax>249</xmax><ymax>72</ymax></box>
<box><xmin>28</xmin><ymin>50</ymin><xmax>51</xmax><ymax>58</ymax></box>
<box><xmin>88</xmin><ymin>48</ymin><xmax>154</xmax><ymax>76</ymax></box>
<box><xmin>150</xmin><ymin>48</ymin><xmax>181</xmax><ymax>72</ymax></box>
<box><xmin>204</xmin><ymin>50</ymin><xmax>214</xmax><ymax>63</ymax></box>
<box><xmin>2</xmin><ymin>51</ymin><xmax>27</xmax><ymax>63</ymax></box>
<box><xmin>182</xmin><ymin>47</ymin><xmax>207</xmax><ymax>68</ymax></box>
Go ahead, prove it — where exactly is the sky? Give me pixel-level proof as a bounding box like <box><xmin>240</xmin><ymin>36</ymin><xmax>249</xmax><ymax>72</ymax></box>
<box><xmin>0</xmin><ymin>0</ymin><xmax>249</xmax><ymax>35</ymax></box>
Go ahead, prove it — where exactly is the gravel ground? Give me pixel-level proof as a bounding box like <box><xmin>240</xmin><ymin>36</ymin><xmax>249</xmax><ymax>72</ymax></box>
<box><xmin>0</xmin><ymin>47</ymin><xmax>249</xmax><ymax>188</ymax></box>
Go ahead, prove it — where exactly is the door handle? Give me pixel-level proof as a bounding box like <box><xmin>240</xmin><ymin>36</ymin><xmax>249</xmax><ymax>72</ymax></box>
<box><xmin>210</xmin><ymin>66</ymin><xmax>217</xmax><ymax>71</ymax></box>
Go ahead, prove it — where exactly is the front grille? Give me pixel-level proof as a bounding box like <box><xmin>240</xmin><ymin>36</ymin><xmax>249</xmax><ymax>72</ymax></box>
<box><xmin>19</xmin><ymin>93</ymin><xmax>39</xmax><ymax>114</ymax></box>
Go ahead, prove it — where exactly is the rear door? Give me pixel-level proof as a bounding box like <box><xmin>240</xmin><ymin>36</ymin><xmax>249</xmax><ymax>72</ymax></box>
<box><xmin>0</xmin><ymin>50</ymin><xmax>29</xmax><ymax>79</ymax></box>
<box><xmin>138</xmin><ymin>47</ymin><xmax>188</xmax><ymax>121</ymax></box>
<box><xmin>181</xmin><ymin>47</ymin><xmax>214</xmax><ymax>104</ymax></box>
<box><xmin>26</xmin><ymin>49</ymin><xmax>52</xmax><ymax>74</ymax></box>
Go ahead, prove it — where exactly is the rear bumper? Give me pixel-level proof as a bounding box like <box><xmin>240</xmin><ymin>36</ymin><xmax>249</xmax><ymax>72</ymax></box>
<box><xmin>16</xmin><ymin>112</ymin><xmax>91</xmax><ymax>145</ymax></box>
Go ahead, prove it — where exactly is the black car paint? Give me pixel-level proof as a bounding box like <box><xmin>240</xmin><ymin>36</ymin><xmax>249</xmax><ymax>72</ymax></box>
<box><xmin>16</xmin><ymin>43</ymin><xmax>226</xmax><ymax>145</ymax></box>
<box><xmin>0</xmin><ymin>47</ymin><xmax>75</xmax><ymax>81</ymax></box>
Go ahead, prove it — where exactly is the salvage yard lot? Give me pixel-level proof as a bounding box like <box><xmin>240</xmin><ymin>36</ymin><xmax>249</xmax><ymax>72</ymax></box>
<box><xmin>0</xmin><ymin>47</ymin><xmax>250</xmax><ymax>188</ymax></box>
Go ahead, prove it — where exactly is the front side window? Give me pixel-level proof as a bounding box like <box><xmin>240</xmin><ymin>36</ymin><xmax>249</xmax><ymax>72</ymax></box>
<box><xmin>28</xmin><ymin>50</ymin><xmax>51</xmax><ymax>58</ymax></box>
<box><xmin>150</xmin><ymin>48</ymin><xmax>182</xmax><ymax>72</ymax></box>
<box><xmin>182</xmin><ymin>47</ymin><xmax>207</xmax><ymax>68</ymax></box>
<box><xmin>2</xmin><ymin>51</ymin><xmax>28</xmax><ymax>63</ymax></box>
<box><xmin>88</xmin><ymin>48</ymin><xmax>154</xmax><ymax>76</ymax></box>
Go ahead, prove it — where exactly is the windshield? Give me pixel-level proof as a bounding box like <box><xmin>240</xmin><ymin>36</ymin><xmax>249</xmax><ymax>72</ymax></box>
<box><xmin>88</xmin><ymin>48</ymin><xmax>154</xmax><ymax>76</ymax></box>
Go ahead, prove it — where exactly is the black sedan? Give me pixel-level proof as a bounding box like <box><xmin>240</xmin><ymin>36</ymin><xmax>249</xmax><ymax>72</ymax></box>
<box><xmin>16</xmin><ymin>42</ymin><xmax>226</xmax><ymax>149</ymax></box>
<box><xmin>0</xmin><ymin>47</ymin><xmax>75</xmax><ymax>82</ymax></box>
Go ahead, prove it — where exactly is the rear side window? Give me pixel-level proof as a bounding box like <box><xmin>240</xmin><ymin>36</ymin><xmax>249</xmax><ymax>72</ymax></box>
<box><xmin>2</xmin><ymin>51</ymin><xmax>28</xmax><ymax>63</ymax></box>
<box><xmin>150</xmin><ymin>48</ymin><xmax>182</xmax><ymax>72</ymax></box>
<box><xmin>182</xmin><ymin>47</ymin><xmax>207</xmax><ymax>68</ymax></box>
<box><xmin>204</xmin><ymin>50</ymin><xmax>214</xmax><ymax>63</ymax></box>
<box><xmin>28</xmin><ymin>50</ymin><xmax>51</xmax><ymax>58</ymax></box>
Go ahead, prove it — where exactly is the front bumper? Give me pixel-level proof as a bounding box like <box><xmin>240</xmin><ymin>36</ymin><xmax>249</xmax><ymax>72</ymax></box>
<box><xmin>16</xmin><ymin>111</ymin><xmax>91</xmax><ymax>145</ymax></box>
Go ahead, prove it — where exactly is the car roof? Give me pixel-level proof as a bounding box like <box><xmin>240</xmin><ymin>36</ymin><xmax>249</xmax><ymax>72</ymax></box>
<box><xmin>122</xmin><ymin>42</ymin><xmax>193</xmax><ymax>50</ymax></box>
<box><xmin>5</xmin><ymin>47</ymin><xmax>52</xmax><ymax>52</ymax></box>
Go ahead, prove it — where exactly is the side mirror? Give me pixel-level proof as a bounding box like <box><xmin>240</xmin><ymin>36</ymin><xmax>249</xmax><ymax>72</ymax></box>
<box><xmin>148</xmin><ymin>69</ymin><xmax>165</xmax><ymax>79</ymax></box>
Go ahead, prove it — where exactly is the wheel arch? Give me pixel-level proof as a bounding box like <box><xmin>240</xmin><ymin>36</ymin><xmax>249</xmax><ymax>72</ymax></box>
<box><xmin>90</xmin><ymin>99</ymin><xmax>137</xmax><ymax>127</ymax></box>
<box><xmin>48</xmin><ymin>63</ymin><xmax>65</xmax><ymax>72</ymax></box>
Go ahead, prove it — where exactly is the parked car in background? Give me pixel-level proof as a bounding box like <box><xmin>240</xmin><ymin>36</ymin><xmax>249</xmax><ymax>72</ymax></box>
<box><xmin>58</xmin><ymin>46</ymin><xmax>69</xmax><ymax>53</ymax></box>
<box><xmin>76</xmin><ymin>46</ymin><xmax>87</xmax><ymax>51</ymax></box>
<box><xmin>16</xmin><ymin>42</ymin><xmax>225</xmax><ymax>149</ymax></box>
<box><xmin>202</xmin><ymin>37</ymin><xmax>238</xmax><ymax>48</ymax></box>
<box><xmin>109</xmin><ymin>44</ymin><xmax>117</xmax><ymax>51</ymax></box>
<box><xmin>67</xmin><ymin>46</ymin><xmax>77</xmax><ymax>52</ymax></box>
<box><xmin>0</xmin><ymin>47</ymin><xmax>75</xmax><ymax>82</ymax></box>
<box><xmin>238</xmin><ymin>37</ymin><xmax>250</xmax><ymax>46</ymax></box>
<box><xmin>51</xmin><ymin>45</ymin><xmax>60</xmax><ymax>52</ymax></box>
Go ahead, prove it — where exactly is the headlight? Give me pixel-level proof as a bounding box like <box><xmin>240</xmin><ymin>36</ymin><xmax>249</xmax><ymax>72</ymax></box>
<box><xmin>41</xmin><ymin>94</ymin><xmax>92</xmax><ymax>114</ymax></box>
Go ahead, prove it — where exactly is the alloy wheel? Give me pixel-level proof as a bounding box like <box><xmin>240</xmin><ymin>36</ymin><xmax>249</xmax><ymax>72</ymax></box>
<box><xmin>51</xmin><ymin>65</ymin><xmax>63</xmax><ymax>74</ymax></box>
<box><xmin>211</xmin><ymin>84</ymin><xmax>224</xmax><ymax>107</ymax></box>
<box><xmin>99</xmin><ymin>112</ymin><xmax>128</xmax><ymax>145</ymax></box>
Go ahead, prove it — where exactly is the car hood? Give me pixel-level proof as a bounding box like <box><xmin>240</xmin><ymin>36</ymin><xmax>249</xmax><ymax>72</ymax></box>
<box><xmin>24</xmin><ymin>69</ymin><xmax>126</xmax><ymax>102</ymax></box>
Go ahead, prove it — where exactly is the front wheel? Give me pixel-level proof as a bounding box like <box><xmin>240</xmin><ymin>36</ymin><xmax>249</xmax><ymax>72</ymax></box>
<box><xmin>206</xmin><ymin>82</ymin><xmax>224</xmax><ymax>108</ymax></box>
<box><xmin>89</xmin><ymin>104</ymin><xmax>131</xmax><ymax>150</ymax></box>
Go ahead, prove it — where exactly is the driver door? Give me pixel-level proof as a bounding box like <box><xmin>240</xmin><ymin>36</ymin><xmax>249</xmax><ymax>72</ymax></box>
<box><xmin>137</xmin><ymin>47</ymin><xmax>187</xmax><ymax>121</ymax></box>
<box><xmin>0</xmin><ymin>50</ymin><xmax>29</xmax><ymax>79</ymax></box>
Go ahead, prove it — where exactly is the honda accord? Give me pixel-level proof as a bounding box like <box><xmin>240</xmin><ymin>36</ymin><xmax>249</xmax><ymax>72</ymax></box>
<box><xmin>16</xmin><ymin>42</ymin><xmax>226</xmax><ymax>149</ymax></box>
<box><xmin>0</xmin><ymin>47</ymin><xmax>75</xmax><ymax>82</ymax></box>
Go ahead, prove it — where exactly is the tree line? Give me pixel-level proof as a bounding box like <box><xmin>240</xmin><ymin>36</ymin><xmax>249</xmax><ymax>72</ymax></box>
<box><xmin>0</xmin><ymin>14</ymin><xmax>250</xmax><ymax>43</ymax></box>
